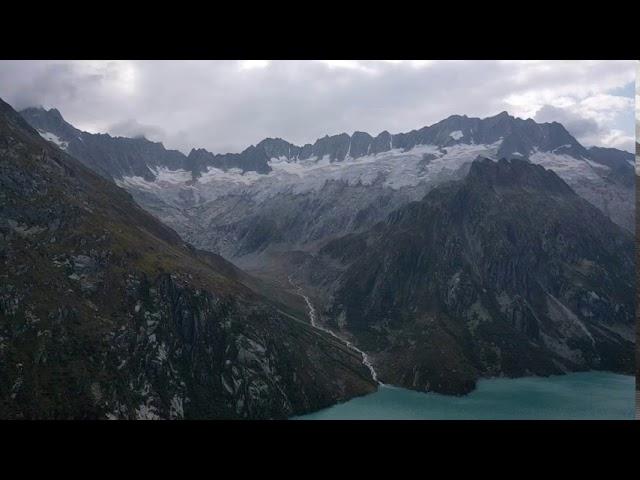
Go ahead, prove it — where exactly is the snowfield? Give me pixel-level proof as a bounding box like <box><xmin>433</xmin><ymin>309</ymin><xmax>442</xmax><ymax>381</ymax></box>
<box><xmin>117</xmin><ymin>137</ymin><xmax>619</xmax><ymax>211</ymax></box>
<box><xmin>117</xmin><ymin>141</ymin><xmax>506</xmax><ymax>204</ymax></box>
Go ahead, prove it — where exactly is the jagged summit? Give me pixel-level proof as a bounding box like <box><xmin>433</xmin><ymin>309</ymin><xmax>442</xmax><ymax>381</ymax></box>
<box><xmin>20</xmin><ymin>106</ymin><xmax>595</xmax><ymax>178</ymax></box>
<box><xmin>493</xmin><ymin>110</ymin><xmax>512</xmax><ymax>118</ymax></box>
<box><xmin>21</xmin><ymin>106</ymin><xmax>79</xmax><ymax>133</ymax></box>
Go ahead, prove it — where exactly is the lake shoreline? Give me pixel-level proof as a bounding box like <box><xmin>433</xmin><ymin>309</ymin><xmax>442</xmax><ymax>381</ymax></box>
<box><xmin>292</xmin><ymin>371</ymin><xmax>635</xmax><ymax>420</ymax></box>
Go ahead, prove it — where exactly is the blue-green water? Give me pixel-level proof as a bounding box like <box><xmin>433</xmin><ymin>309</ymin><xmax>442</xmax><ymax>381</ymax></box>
<box><xmin>294</xmin><ymin>372</ymin><xmax>635</xmax><ymax>420</ymax></box>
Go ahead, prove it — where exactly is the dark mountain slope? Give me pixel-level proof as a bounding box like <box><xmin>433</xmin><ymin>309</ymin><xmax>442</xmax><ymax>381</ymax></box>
<box><xmin>636</xmin><ymin>142</ymin><xmax>639</xmax><ymax>393</ymax></box>
<box><xmin>588</xmin><ymin>146</ymin><xmax>635</xmax><ymax>188</ymax></box>
<box><xmin>316</xmin><ymin>158</ymin><xmax>635</xmax><ymax>395</ymax></box>
<box><xmin>0</xmin><ymin>98</ymin><xmax>375</xmax><ymax>419</ymax></box>
<box><xmin>19</xmin><ymin>107</ymin><xmax>187</xmax><ymax>181</ymax></box>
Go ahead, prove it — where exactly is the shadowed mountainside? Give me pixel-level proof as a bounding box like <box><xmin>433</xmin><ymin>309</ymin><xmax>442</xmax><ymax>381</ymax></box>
<box><xmin>0</xmin><ymin>98</ymin><xmax>376</xmax><ymax>419</ymax></box>
<box><xmin>309</xmin><ymin>158</ymin><xmax>635</xmax><ymax>394</ymax></box>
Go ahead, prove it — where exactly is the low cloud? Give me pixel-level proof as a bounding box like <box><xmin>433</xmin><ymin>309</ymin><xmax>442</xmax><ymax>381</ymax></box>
<box><xmin>535</xmin><ymin>104</ymin><xmax>602</xmax><ymax>138</ymax></box>
<box><xmin>108</xmin><ymin>119</ymin><xmax>166</xmax><ymax>141</ymax></box>
<box><xmin>534</xmin><ymin>93</ymin><xmax>635</xmax><ymax>152</ymax></box>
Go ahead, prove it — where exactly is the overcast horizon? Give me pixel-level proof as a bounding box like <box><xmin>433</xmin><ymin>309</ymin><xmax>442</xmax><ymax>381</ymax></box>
<box><xmin>0</xmin><ymin>60</ymin><xmax>635</xmax><ymax>154</ymax></box>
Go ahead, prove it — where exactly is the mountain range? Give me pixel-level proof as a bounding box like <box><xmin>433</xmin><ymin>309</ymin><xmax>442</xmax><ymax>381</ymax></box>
<box><xmin>22</xmin><ymin>106</ymin><xmax>635</xmax><ymax>182</ymax></box>
<box><xmin>1</xmin><ymin>100</ymin><xmax>634</xmax><ymax>416</ymax></box>
<box><xmin>21</xmin><ymin>107</ymin><xmax>635</xmax><ymax>249</ymax></box>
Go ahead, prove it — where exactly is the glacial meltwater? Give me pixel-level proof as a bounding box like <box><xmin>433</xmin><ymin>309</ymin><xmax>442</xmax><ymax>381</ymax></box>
<box><xmin>293</xmin><ymin>372</ymin><xmax>635</xmax><ymax>420</ymax></box>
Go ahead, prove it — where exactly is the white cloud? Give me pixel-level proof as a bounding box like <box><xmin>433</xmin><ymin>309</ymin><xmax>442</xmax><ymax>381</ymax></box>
<box><xmin>319</xmin><ymin>60</ymin><xmax>379</xmax><ymax>74</ymax></box>
<box><xmin>534</xmin><ymin>91</ymin><xmax>635</xmax><ymax>151</ymax></box>
<box><xmin>238</xmin><ymin>60</ymin><xmax>271</xmax><ymax>71</ymax></box>
<box><xmin>108</xmin><ymin>118</ymin><xmax>165</xmax><ymax>141</ymax></box>
<box><xmin>600</xmin><ymin>129</ymin><xmax>635</xmax><ymax>151</ymax></box>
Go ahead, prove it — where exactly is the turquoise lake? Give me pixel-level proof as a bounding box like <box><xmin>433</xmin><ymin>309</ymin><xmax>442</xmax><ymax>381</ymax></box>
<box><xmin>294</xmin><ymin>372</ymin><xmax>635</xmax><ymax>420</ymax></box>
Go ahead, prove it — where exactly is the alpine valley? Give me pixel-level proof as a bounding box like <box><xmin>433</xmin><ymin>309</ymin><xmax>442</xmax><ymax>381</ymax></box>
<box><xmin>0</xmin><ymin>100</ymin><xmax>634</xmax><ymax>419</ymax></box>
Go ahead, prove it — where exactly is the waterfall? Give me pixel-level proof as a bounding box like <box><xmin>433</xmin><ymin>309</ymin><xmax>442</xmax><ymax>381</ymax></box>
<box><xmin>289</xmin><ymin>276</ymin><xmax>380</xmax><ymax>384</ymax></box>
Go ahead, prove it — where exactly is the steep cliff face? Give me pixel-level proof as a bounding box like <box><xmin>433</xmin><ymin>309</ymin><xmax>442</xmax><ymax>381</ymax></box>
<box><xmin>315</xmin><ymin>158</ymin><xmax>635</xmax><ymax>395</ymax></box>
<box><xmin>0</xmin><ymin>98</ymin><xmax>375</xmax><ymax>419</ymax></box>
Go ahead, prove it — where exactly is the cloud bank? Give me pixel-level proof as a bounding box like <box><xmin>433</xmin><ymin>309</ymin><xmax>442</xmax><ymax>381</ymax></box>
<box><xmin>0</xmin><ymin>60</ymin><xmax>635</xmax><ymax>153</ymax></box>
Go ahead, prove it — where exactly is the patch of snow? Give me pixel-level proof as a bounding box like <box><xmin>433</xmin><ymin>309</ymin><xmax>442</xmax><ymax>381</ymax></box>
<box><xmin>152</xmin><ymin>167</ymin><xmax>192</xmax><ymax>184</ymax></box>
<box><xmin>37</xmin><ymin>130</ymin><xmax>69</xmax><ymax>150</ymax></box>
<box><xmin>551</xmin><ymin>144</ymin><xmax>573</xmax><ymax>153</ymax></box>
<box><xmin>449</xmin><ymin>130</ymin><xmax>464</xmax><ymax>140</ymax></box>
<box><xmin>529</xmin><ymin>150</ymin><xmax>602</xmax><ymax>182</ymax></box>
<box><xmin>198</xmin><ymin>166</ymin><xmax>262</xmax><ymax>186</ymax></box>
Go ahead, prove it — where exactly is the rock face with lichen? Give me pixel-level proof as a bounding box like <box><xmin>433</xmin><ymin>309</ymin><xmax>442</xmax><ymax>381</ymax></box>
<box><xmin>0</xmin><ymin>98</ymin><xmax>376</xmax><ymax>419</ymax></box>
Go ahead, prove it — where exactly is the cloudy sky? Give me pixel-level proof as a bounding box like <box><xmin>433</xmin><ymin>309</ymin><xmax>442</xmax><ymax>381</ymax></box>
<box><xmin>0</xmin><ymin>60</ymin><xmax>635</xmax><ymax>153</ymax></box>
